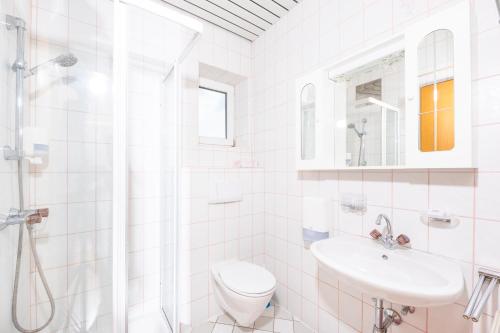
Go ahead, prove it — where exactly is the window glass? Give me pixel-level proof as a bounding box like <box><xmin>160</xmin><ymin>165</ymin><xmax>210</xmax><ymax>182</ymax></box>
<box><xmin>199</xmin><ymin>87</ymin><xmax>227</xmax><ymax>139</ymax></box>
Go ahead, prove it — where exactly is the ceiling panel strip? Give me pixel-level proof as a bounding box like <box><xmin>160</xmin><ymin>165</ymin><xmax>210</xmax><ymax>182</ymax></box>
<box><xmin>162</xmin><ymin>0</ymin><xmax>257</xmax><ymax>40</ymax></box>
<box><xmin>272</xmin><ymin>0</ymin><xmax>296</xmax><ymax>10</ymax></box>
<box><xmin>208</xmin><ymin>0</ymin><xmax>272</xmax><ymax>29</ymax></box>
<box><xmin>252</xmin><ymin>0</ymin><xmax>288</xmax><ymax>17</ymax></box>
<box><xmin>230</xmin><ymin>0</ymin><xmax>281</xmax><ymax>23</ymax></box>
<box><xmin>186</xmin><ymin>0</ymin><xmax>264</xmax><ymax>34</ymax></box>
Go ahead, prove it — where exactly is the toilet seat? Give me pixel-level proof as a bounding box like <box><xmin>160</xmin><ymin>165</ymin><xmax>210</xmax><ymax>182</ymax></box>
<box><xmin>218</xmin><ymin>261</ymin><xmax>276</xmax><ymax>297</ymax></box>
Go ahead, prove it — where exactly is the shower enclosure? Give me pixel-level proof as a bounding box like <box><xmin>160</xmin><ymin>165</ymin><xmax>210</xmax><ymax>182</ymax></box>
<box><xmin>0</xmin><ymin>0</ymin><xmax>201</xmax><ymax>332</ymax></box>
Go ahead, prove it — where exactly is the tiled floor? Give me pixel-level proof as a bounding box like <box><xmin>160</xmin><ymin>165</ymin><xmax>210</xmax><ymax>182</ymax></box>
<box><xmin>192</xmin><ymin>306</ymin><xmax>313</xmax><ymax>333</ymax></box>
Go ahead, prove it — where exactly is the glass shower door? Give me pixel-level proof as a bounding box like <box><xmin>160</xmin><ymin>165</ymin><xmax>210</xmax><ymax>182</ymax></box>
<box><xmin>115</xmin><ymin>2</ymin><xmax>200</xmax><ymax>332</ymax></box>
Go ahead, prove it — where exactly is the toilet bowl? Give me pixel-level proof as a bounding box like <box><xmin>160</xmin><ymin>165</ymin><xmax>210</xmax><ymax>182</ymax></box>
<box><xmin>211</xmin><ymin>260</ymin><xmax>276</xmax><ymax>326</ymax></box>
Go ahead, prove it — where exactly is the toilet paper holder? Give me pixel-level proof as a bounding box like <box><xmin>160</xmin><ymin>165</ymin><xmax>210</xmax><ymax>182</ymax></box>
<box><xmin>463</xmin><ymin>268</ymin><xmax>500</xmax><ymax>322</ymax></box>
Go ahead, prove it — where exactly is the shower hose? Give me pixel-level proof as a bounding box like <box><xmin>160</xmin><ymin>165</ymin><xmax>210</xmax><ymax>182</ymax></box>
<box><xmin>12</xmin><ymin>158</ymin><xmax>55</xmax><ymax>332</ymax></box>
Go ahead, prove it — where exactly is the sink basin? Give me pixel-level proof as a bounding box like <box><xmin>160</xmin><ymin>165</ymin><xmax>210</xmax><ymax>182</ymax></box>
<box><xmin>310</xmin><ymin>235</ymin><xmax>464</xmax><ymax>307</ymax></box>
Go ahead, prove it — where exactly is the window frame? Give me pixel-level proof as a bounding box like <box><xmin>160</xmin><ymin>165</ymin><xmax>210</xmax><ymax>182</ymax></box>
<box><xmin>198</xmin><ymin>78</ymin><xmax>235</xmax><ymax>146</ymax></box>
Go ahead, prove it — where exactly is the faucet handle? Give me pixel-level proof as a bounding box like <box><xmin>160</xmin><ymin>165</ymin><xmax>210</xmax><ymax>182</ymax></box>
<box><xmin>369</xmin><ymin>229</ymin><xmax>382</xmax><ymax>240</ymax></box>
<box><xmin>37</xmin><ymin>208</ymin><xmax>49</xmax><ymax>218</ymax></box>
<box><xmin>26</xmin><ymin>208</ymin><xmax>49</xmax><ymax>224</ymax></box>
<box><xmin>396</xmin><ymin>234</ymin><xmax>410</xmax><ymax>246</ymax></box>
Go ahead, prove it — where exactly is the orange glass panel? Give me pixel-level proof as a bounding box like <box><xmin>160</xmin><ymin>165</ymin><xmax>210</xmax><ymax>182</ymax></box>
<box><xmin>437</xmin><ymin>109</ymin><xmax>454</xmax><ymax>150</ymax></box>
<box><xmin>420</xmin><ymin>84</ymin><xmax>434</xmax><ymax>114</ymax></box>
<box><xmin>419</xmin><ymin>79</ymin><xmax>454</xmax><ymax>152</ymax></box>
<box><xmin>420</xmin><ymin>84</ymin><xmax>435</xmax><ymax>151</ymax></box>
<box><xmin>436</xmin><ymin>79</ymin><xmax>454</xmax><ymax>151</ymax></box>
<box><xmin>436</xmin><ymin>79</ymin><xmax>454</xmax><ymax>111</ymax></box>
<box><xmin>420</xmin><ymin>113</ymin><xmax>434</xmax><ymax>152</ymax></box>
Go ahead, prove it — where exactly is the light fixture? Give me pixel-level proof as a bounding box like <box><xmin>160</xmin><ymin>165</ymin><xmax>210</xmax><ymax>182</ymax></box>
<box><xmin>122</xmin><ymin>0</ymin><xmax>203</xmax><ymax>33</ymax></box>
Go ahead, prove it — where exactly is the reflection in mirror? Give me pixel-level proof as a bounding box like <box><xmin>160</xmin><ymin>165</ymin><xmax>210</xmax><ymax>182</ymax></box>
<box><xmin>301</xmin><ymin>83</ymin><xmax>316</xmax><ymax>160</ymax></box>
<box><xmin>334</xmin><ymin>51</ymin><xmax>405</xmax><ymax>167</ymax></box>
<box><xmin>418</xmin><ymin>29</ymin><xmax>454</xmax><ymax>152</ymax></box>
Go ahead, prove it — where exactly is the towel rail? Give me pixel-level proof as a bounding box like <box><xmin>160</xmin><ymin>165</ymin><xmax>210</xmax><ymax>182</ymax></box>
<box><xmin>464</xmin><ymin>268</ymin><xmax>500</xmax><ymax>322</ymax></box>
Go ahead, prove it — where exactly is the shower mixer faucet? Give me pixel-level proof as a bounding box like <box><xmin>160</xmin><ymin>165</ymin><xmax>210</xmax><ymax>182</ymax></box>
<box><xmin>0</xmin><ymin>208</ymin><xmax>49</xmax><ymax>230</ymax></box>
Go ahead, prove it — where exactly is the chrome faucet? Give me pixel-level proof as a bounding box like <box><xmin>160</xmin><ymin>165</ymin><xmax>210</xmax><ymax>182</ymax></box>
<box><xmin>0</xmin><ymin>208</ymin><xmax>49</xmax><ymax>231</ymax></box>
<box><xmin>369</xmin><ymin>214</ymin><xmax>410</xmax><ymax>249</ymax></box>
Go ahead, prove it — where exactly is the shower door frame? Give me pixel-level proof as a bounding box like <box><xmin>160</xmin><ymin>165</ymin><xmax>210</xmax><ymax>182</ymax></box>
<box><xmin>112</xmin><ymin>1</ymin><xmax>202</xmax><ymax>332</ymax></box>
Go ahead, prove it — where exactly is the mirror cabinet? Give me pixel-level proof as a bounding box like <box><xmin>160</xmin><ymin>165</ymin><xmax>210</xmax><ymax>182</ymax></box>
<box><xmin>295</xmin><ymin>1</ymin><xmax>471</xmax><ymax>170</ymax></box>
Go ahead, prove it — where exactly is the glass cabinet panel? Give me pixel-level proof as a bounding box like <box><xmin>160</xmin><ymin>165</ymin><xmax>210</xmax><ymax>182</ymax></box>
<box><xmin>301</xmin><ymin>83</ymin><xmax>316</xmax><ymax>160</ymax></box>
<box><xmin>418</xmin><ymin>29</ymin><xmax>455</xmax><ymax>152</ymax></box>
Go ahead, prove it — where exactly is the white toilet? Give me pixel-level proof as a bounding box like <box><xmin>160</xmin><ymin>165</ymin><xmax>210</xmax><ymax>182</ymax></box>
<box><xmin>211</xmin><ymin>260</ymin><xmax>276</xmax><ymax>326</ymax></box>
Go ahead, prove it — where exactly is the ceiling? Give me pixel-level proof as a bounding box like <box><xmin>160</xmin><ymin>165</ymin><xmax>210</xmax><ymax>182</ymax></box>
<box><xmin>160</xmin><ymin>0</ymin><xmax>300</xmax><ymax>41</ymax></box>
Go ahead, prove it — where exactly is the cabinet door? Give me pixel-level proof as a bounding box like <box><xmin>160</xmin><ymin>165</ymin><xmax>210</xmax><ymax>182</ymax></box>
<box><xmin>405</xmin><ymin>1</ymin><xmax>472</xmax><ymax>168</ymax></box>
<box><xmin>295</xmin><ymin>70</ymin><xmax>335</xmax><ymax>170</ymax></box>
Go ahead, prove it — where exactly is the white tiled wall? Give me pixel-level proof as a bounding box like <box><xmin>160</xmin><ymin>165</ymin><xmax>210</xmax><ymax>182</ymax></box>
<box><xmin>251</xmin><ymin>0</ymin><xmax>500</xmax><ymax>333</ymax></box>
<box><xmin>177</xmin><ymin>23</ymin><xmax>265</xmax><ymax>327</ymax></box>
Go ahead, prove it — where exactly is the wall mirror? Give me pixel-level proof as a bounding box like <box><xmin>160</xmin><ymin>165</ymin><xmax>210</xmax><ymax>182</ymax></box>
<box><xmin>332</xmin><ymin>50</ymin><xmax>406</xmax><ymax>168</ymax></box>
<box><xmin>301</xmin><ymin>83</ymin><xmax>316</xmax><ymax>160</ymax></box>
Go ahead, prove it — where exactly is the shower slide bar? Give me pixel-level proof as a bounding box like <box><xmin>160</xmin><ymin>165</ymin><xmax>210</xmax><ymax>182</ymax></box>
<box><xmin>463</xmin><ymin>268</ymin><xmax>500</xmax><ymax>322</ymax></box>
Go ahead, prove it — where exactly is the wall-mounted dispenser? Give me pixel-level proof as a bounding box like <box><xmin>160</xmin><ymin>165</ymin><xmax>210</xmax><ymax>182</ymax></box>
<box><xmin>302</xmin><ymin>197</ymin><xmax>331</xmax><ymax>248</ymax></box>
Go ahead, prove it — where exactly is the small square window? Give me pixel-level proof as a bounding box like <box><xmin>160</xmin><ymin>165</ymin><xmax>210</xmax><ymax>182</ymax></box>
<box><xmin>198</xmin><ymin>78</ymin><xmax>234</xmax><ymax>146</ymax></box>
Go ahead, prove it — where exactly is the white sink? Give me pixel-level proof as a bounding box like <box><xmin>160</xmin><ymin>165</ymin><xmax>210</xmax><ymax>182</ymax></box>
<box><xmin>310</xmin><ymin>235</ymin><xmax>464</xmax><ymax>307</ymax></box>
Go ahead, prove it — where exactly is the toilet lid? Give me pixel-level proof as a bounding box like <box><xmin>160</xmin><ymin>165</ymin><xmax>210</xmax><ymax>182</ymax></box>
<box><xmin>219</xmin><ymin>261</ymin><xmax>276</xmax><ymax>296</ymax></box>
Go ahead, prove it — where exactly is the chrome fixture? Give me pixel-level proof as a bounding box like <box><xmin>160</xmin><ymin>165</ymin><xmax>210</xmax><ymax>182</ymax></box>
<box><xmin>2</xmin><ymin>14</ymin><xmax>76</xmax><ymax>333</ymax></box>
<box><xmin>370</xmin><ymin>214</ymin><xmax>410</xmax><ymax>249</ymax></box>
<box><xmin>347</xmin><ymin>118</ymin><xmax>367</xmax><ymax>166</ymax></box>
<box><xmin>401</xmin><ymin>305</ymin><xmax>416</xmax><ymax>316</ymax></box>
<box><xmin>496</xmin><ymin>0</ymin><xmax>500</xmax><ymax>24</ymax></box>
<box><xmin>372</xmin><ymin>299</ymin><xmax>402</xmax><ymax>333</ymax></box>
<box><xmin>421</xmin><ymin>209</ymin><xmax>453</xmax><ymax>224</ymax></box>
<box><xmin>464</xmin><ymin>268</ymin><xmax>500</xmax><ymax>322</ymax></box>
<box><xmin>25</xmin><ymin>52</ymin><xmax>78</xmax><ymax>77</ymax></box>
<box><xmin>0</xmin><ymin>208</ymin><xmax>49</xmax><ymax>231</ymax></box>
<box><xmin>371</xmin><ymin>299</ymin><xmax>416</xmax><ymax>333</ymax></box>
<box><xmin>340</xmin><ymin>193</ymin><xmax>367</xmax><ymax>214</ymax></box>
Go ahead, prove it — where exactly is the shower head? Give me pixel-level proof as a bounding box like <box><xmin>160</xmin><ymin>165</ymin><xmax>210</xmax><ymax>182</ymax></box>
<box><xmin>347</xmin><ymin>120</ymin><xmax>367</xmax><ymax>138</ymax></box>
<box><xmin>26</xmin><ymin>53</ymin><xmax>78</xmax><ymax>77</ymax></box>
<box><xmin>53</xmin><ymin>53</ymin><xmax>78</xmax><ymax>67</ymax></box>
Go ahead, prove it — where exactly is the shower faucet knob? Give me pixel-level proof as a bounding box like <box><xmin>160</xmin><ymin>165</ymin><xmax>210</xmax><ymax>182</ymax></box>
<box><xmin>26</xmin><ymin>208</ymin><xmax>49</xmax><ymax>224</ymax></box>
<box><xmin>37</xmin><ymin>208</ymin><xmax>49</xmax><ymax>218</ymax></box>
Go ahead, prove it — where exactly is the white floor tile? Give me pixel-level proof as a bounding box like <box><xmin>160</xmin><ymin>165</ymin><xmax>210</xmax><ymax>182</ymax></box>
<box><xmin>293</xmin><ymin>321</ymin><xmax>313</xmax><ymax>333</ymax></box>
<box><xmin>236</xmin><ymin>321</ymin><xmax>255</xmax><ymax>329</ymax></box>
<box><xmin>193</xmin><ymin>322</ymin><xmax>215</xmax><ymax>333</ymax></box>
<box><xmin>233</xmin><ymin>327</ymin><xmax>252</xmax><ymax>333</ymax></box>
<box><xmin>254</xmin><ymin>316</ymin><xmax>274</xmax><ymax>331</ymax></box>
<box><xmin>212</xmin><ymin>323</ymin><xmax>234</xmax><ymax>333</ymax></box>
<box><xmin>217</xmin><ymin>314</ymin><xmax>236</xmax><ymax>325</ymax></box>
<box><xmin>274</xmin><ymin>319</ymin><xmax>293</xmax><ymax>333</ymax></box>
